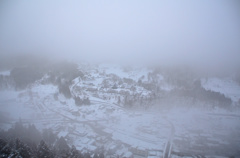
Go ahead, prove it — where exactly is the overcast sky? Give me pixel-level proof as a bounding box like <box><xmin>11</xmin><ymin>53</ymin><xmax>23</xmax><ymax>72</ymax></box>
<box><xmin>0</xmin><ymin>0</ymin><xmax>240</xmax><ymax>68</ymax></box>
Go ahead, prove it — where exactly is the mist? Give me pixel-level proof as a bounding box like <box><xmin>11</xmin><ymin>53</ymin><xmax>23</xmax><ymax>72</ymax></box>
<box><xmin>0</xmin><ymin>0</ymin><xmax>240</xmax><ymax>68</ymax></box>
<box><xmin>1</xmin><ymin>1</ymin><xmax>240</xmax><ymax>157</ymax></box>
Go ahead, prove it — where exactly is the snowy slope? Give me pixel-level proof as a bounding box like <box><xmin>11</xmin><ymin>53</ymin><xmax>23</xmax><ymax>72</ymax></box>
<box><xmin>201</xmin><ymin>77</ymin><xmax>240</xmax><ymax>103</ymax></box>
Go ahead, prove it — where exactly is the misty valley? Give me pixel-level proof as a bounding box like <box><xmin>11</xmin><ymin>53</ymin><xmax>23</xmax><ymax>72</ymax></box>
<box><xmin>0</xmin><ymin>57</ymin><xmax>240</xmax><ymax>158</ymax></box>
<box><xmin>1</xmin><ymin>0</ymin><xmax>240</xmax><ymax>157</ymax></box>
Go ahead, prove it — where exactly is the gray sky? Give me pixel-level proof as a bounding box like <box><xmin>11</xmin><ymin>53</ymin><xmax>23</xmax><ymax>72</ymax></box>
<box><xmin>0</xmin><ymin>0</ymin><xmax>240</xmax><ymax>68</ymax></box>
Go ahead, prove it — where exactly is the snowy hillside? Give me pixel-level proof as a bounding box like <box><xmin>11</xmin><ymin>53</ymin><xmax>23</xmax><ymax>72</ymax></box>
<box><xmin>201</xmin><ymin>77</ymin><xmax>240</xmax><ymax>103</ymax></box>
<box><xmin>0</xmin><ymin>62</ymin><xmax>240</xmax><ymax>157</ymax></box>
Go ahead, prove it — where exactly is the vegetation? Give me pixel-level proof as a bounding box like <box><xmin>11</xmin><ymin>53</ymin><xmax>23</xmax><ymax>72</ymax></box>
<box><xmin>0</xmin><ymin>121</ymin><xmax>104</xmax><ymax>158</ymax></box>
<box><xmin>10</xmin><ymin>66</ymin><xmax>44</xmax><ymax>89</ymax></box>
<box><xmin>0</xmin><ymin>55</ymin><xmax>235</xmax><ymax>109</ymax></box>
<box><xmin>74</xmin><ymin>96</ymin><xmax>91</xmax><ymax>106</ymax></box>
<box><xmin>58</xmin><ymin>82</ymin><xmax>72</xmax><ymax>99</ymax></box>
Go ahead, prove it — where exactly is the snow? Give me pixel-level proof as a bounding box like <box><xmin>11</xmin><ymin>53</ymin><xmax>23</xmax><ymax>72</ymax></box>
<box><xmin>0</xmin><ymin>90</ymin><xmax>34</xmax><ymax>120</ymax></box>
<box><xmin>1</xmin><ymin>65</ymin><xmax>240</xmax><ymax>157</ymax></box>
<box><xmin>58</xmin><ymin>131</ymin><xmax>68</xmax><ymax>137</ymax></box>
<box><xmin>0</xmin><ymin>70</ymin><xmax>11</xmax><ymax>76</ymax></box>
<box><xmin>201</xmin><ymin>77</ymin><xmax>240</xmax><ymax>102</ymax></box>
<box><xmin>1</xmin><ymin>85</ymin><xmax>240</xmax><ymax>157</ymax></box>
<box><xmin>160</xmin><ymin>83</ymin><xmax>174</xmax><ymax>91</ymax></box>
<box><xmin>98</xmin><ymin>64</ymin><xmax>151</xmax><ymax>82</ymax></box>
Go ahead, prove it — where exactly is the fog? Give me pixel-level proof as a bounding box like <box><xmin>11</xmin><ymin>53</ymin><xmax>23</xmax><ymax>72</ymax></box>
<box><xmin>0</xmin><ymin>0</ymin><xmax>240</xmax><ymax>68</ymax></box>
<box><xmin>1</xmin><ymin>1</ymin><xmax>240</xmax><ymax>157</ymax></box>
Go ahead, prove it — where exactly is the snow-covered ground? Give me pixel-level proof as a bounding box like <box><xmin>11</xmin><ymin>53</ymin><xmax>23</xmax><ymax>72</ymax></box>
<box><xmin>0</xmin><ymin>82</ymin><xmax>240</xmax><ymax>157</ymax></box>
<box><xmin>0</xmin><ymin>64</ymin><xmax>240</xmax><ymax>157</ymax></box>
<box><xmin>201</xmin><ymin>77</ymin><xmax>240</xmax><ymax>103</ymax></box>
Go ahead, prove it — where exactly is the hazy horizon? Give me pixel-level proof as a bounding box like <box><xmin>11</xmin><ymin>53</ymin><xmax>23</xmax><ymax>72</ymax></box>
<box><xmin>0</xmin><ymin>0</ymin><xmax>240</xmax><ymax>69</ymax></box>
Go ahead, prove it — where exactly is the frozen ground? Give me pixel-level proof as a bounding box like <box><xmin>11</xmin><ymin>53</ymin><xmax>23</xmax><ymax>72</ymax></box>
<box><xmin>0</xmin><ymin>84</ymin><xmax>240</xmax><ymax>157</ymax></box>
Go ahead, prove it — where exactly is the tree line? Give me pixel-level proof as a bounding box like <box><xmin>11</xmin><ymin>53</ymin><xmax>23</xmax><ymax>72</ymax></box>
<box><xmin>0</xmin><ymin>121</ymin><xmax>104</xmax><ymax>158</ymax></box>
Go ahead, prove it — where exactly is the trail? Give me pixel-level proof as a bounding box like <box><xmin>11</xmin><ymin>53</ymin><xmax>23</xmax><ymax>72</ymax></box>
<box><xmin>163</xmin><ymin>118</ymin><xmax>175</xmax><ymax>158</ymax></box>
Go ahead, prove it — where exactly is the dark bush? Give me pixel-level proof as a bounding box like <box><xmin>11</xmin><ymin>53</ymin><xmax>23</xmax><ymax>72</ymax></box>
<box><xmin>83</xmin><ymin>97</ymin><xmax>91</xmax><ymax>105</ymax></box>
<box><xmin>74</xmin><ymin>96</ymin><xmax>83</xmax><ymax>106</ymax></box>
<box><xmin>58</xmin><ymin>83</ymin><xmax>72</xmax><ymax>98</ymax></box>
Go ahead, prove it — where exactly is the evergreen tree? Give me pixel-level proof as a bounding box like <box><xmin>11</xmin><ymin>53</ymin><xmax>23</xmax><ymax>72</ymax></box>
<box><xmin>37</xmin><ymin>140</ymin><xmax>54</xmax><ymax>158</ymax></box>
<box><xmin>0</xmin><ymin>138</ymin><xmax>7</xmax><ymax>149</ymax></box>
<box><xmin>27</xmin><ymin>124</ymin><xmax>41</xmax><ymax>145</ymax></box>
<box><xmin>15</xmin><ymin>138</ymin><xmax>33</xmax><ymax>158</ymax></box>
<box><xmin>42</xmin><ymin>128</ymin><xmax>57</xmax><ymax>146</ymax></box>
<box><xmin>99</xmin><ymin>152</ymin><xmax>104</xmax><ymax>158</ymax></box>
<box><xmin>93</xmin><ymin>152</ymin><xmax>100</xmax><ymax>158</ymax></box>
<box><xmin>55</xmin><ymin>136</ymin><xmax>69</xmax><ymax>151</ymax></box>
<box><xmin>0</xmin><ymin>144</ymin><xmax>13</xmax><ymax>158</ymax></box>
<box><xmin>55</xmin><ymin>136</ymin><xmax>70</xmax><ymax>157</ymax></box>
<box><xmin>69</xmin><ymin>145</ymin><xmax>80</xmax><ymax>158</ymax></box>
<box><xmin>84</xmin><ymin>152</ymin><xmax>91</xmax><ymax>158</ymax></box>
<box><xmin>74</xmin><ymin>96</ymin><xmax>83</xmax><ymax>106</ymax></box>
<box><xmin>83</xmin><ymin>97</ymin><xmax>90</xmax><ymax>105</ymax></box>
<box><xmin>58</xmin><ymin>83</ymin><xmax>72</xmax><ymax>98</ymax></box>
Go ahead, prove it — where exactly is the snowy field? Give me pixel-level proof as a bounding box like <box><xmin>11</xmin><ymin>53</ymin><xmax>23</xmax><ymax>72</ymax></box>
<box><xmin>0</xmin><ymin>85</ymin><xmax>240</xmax><ymax>157</ymax></box>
